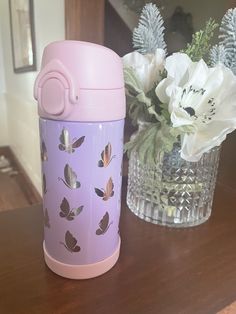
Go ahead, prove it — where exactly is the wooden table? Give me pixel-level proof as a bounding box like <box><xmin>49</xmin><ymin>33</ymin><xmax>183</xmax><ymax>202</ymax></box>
<box><xmin>1</xmin><ymin>134</ymin><xmax>236</xmax><ymax>314</ymax></box>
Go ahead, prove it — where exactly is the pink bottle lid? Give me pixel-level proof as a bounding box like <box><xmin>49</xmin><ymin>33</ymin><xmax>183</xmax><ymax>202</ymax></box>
<box><xmin>34</xmin><ymin>41</ymin><xmax>126</xmax><ymax>122</ymax></box>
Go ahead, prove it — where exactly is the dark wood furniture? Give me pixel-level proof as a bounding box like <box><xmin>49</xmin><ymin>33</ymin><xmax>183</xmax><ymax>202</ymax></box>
<box><xmin>1</xmin><ymin>133</ymin><xmax>236</xmax><ymax>313</ymax></box>
<box><xmin>65</xmin><ymin>0</ymin><xmax>105</xmax><ymax>44</ymax></box>
<box><xmin>0</xmin><ymin>146</ymin><xmax>41</xmax><ymax>211</ymax></box>
<box><xmin>65</xmin><ymin>0</ymin><xmax>133</xmax><ymax>56</ymax></box>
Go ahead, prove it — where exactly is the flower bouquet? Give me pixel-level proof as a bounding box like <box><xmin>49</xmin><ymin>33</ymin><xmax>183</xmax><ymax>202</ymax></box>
<box><xmin>123</xmin><ymin>4</ymin><xmax>236</xmax><ymax>227</ymax></box>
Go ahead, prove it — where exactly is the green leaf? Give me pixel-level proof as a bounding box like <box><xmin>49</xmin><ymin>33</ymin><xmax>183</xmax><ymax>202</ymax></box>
<box><xmin>183</xmin><ymin>18</ymin><xmax>218</xmax><ymax>62</ymax></box>
<box><xmin>159</xmin><ymin>103</ymin><xmax>171</xmax><ymax>123</ymax></box>
<box><xmin>127</xmin><ymin>93</ymin><xmax>155</xmax><ymax>126</ymax></box>
<box><xmin>136</xmin><ymin>91</ymin><xmax>151</xmax><ymax>106</ymax></box>
<box><xmin>124</xmin><ymin>67</ymin><xmax>142</xmax><ymax>94</ymax></box>
<box><xmin>124</xmin><ymin>121</ymin><xmax>193</xmax><ymax>166</ymax></box>
<box><xmin>123</xmin><ymin>67</ymin><xmax>171</xmax><ymax>126</ymax></box>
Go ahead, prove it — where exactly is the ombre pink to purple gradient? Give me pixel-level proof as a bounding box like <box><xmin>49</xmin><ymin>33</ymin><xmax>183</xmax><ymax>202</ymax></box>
<box><xmin>40</xmin><ymin>118</ymin><xmax>124</xmax><ymax>265</ymax></box>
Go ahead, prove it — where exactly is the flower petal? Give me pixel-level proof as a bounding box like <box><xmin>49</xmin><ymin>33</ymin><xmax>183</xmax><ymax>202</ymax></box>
<box><xmin>155</xmin><ymin>77</ymin><xmax>174</xmax><ymax>103</ymax></box>
<box><xmin>186</xmin><ymin>59</ymin><xmax>209</xmax><ymax>88</ymax></box>
<box><xmin>165</xmin><ymin>53</ymin><xmax>192</xmax><ymax>84</ymax></box>
<box><xmin>155</xmin><ymin>53</ymin><xmax>192</xmax><ymax>103</ymax></box>
<box><xmin>123</xmin><ymin>51</ymin><xmax>148</xmax><ymax>68</ymax></box>
<box><xmin>123</xmin><ymin>49</ymin><xmax>165</xmax><ymax>92</ymax></box>
<box><xmin>180</xmin><ymin>120</ymin><xmax>236</xmax><ymax>161</ymax></box>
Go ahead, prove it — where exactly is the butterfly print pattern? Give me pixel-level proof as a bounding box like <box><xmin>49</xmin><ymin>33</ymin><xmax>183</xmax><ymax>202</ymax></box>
<box><xmin>95</xmin><ymin>177</ymin><xmax>114</xmax><ymax>201</ymax></box>
<box><xmin>98</xmin><ymin>143</ymin><xmax>115</xmax><ymax>167</ymax></box>
<box><xmin>44</xmin><ymin>208</ymin><xmax>50</xmax><ymax>228</ymax></box>
<box><xmin>41</xmin><ymin>140</ymin><xmax>48</xmax><ymax>161</ymax></box>
<box><xmin>59</xmin><ymin>197</ymin><xmax>83</xmax><ymax>221</ymax></box>
<box><xmin>43</xmin><ymin>173</ymin><xmax>47</xmax><ymax>194</ymax></box>
<box><xmin>40</xmin><ymin>122</ymin><xmax>122</xmax><ymax>254</ymax></box>
<box><xmin>58</xmin><ymin>164</ymin><xmax>81</xmax><ymax>189</ymax></box>
<box><xmin>59</xmin><ymin>128</ymin><xmax>85</xmax><ymax>154</ymax></box>
<box><xmin>60</xmin><ymin>231</ymin><xmax>81</xmax><ymax>253</ymax></box>
<box><xmin>96</xmin><ymin>212</ymin><xmax>113</xmax><ymax>235</ymax></box>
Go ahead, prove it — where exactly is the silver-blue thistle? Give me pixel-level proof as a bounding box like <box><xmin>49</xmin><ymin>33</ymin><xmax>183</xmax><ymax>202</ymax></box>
<box><xmin>210</xmin><ymin>8</ymin><xmax>236</xmax><ymax>74</ymax></box>
<box><xmin>132</xmin><ymin>3</ymin><xmax>167</xmax><ymax>54</ymax></box>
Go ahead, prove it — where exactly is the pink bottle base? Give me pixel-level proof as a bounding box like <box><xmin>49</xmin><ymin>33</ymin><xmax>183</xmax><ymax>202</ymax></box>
<box><xmin>43</xmin><ymin>238</ymin><xmax>121</xmax><ymax>279</ymax></box>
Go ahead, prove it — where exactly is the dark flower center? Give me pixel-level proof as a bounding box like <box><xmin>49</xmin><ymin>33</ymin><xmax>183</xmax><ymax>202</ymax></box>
<box><xmin>184</xmin><ymin>107</ymin><xmax>195</xmax><ymax>117</ymax></box>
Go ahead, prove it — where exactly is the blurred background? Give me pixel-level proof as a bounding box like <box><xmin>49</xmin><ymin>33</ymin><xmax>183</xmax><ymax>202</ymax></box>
<box><xmin>0</xmin><ymin>0</ymin><xmax>235</xmax><ymax>210</ymax></box>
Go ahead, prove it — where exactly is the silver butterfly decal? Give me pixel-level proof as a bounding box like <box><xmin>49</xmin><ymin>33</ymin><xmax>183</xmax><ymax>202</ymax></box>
<box><xmin>58</xmin><ymin>164</ymin><xmax>81</xmax><ymax>189</ymax></box>
<box><xmin>59</xmin><ymin>128</ymin><xmax>85</xmax><ymax>154</ymax></box>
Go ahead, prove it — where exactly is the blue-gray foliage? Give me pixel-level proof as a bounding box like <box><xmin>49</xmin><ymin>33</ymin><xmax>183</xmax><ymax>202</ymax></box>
<box><xmin>132</xmin><ymin>3</ymin><xmax>167</xmax><ymax>54</ymax></box>
<box><xmin>209</xmin><ymin>44</ymin><xmax>230</xmax><ymax>67</ymax></box>
<box><xmin>210</xmin><ymin>8</ymin><xmax>236</xmax><ymax>74</ymax></box>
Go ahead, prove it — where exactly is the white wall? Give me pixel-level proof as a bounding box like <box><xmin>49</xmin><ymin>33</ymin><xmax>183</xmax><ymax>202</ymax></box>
<box><xmin>0</xmin><ymin>0</ymin><xmax>65</xmax><ymax>193</ymax></box>
<box><xmin>0</xmin><ymin>95</ymin><xmax>8</xmax><ymax>146</ymax></box>
<box><xmin>0</xmin><ymin>24</ymin><xmax>8</xmax><ymax>146</ymax></box>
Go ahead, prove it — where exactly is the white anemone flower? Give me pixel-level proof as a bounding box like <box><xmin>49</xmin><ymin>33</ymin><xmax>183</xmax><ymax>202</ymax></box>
<box><xmin>156</xmin><ymin>53</ymin><xmax>236</xmax><ymax>162</ymax></box>
<box><xmin>123</xmin><ymin>49</ymin><xmax>165</xmax><ymax>93</ymax></box>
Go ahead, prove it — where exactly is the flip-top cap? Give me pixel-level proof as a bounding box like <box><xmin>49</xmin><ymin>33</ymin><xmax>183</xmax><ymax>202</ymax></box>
<box><xmin>34</xmin><ymin>40</ymin><xmax>126</xmax><ymax>121</ymax></box>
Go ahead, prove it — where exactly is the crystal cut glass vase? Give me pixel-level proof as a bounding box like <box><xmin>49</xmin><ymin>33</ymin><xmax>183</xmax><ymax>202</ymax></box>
<box><xmin>127</xmin><ymin>143</ymin><xmax>220</xmax><ymax>227</ymax></box>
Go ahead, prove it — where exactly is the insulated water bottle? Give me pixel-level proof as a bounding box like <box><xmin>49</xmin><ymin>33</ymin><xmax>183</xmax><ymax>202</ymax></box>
<box><xmin>34</xmin><ymin>41</ymin><xmax>125</xmax><ymax>279</ymax></box>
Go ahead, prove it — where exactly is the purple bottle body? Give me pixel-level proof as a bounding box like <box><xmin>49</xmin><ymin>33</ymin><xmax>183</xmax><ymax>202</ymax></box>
<box><xmin>40</xmin><ymin>118</ymin><xmax>124</xmax><ymax>266</ymax></box>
